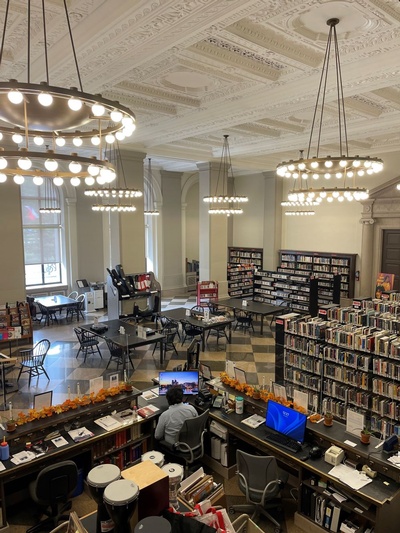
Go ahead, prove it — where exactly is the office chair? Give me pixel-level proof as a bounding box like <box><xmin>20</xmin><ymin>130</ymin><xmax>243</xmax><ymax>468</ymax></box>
<box><xmin>105</xmin><ymin>338</ymin><xmax>134</xmax><ymax>370</ymax></box>
<box><xmin>230</xmin><ymin>450</ymin><xmax>288</xmax><ymax>533</ymax></box>
<box><xmin>159</xmin><ymin>410</ymin><xmax>209</xmax><ymax>473</ymax></box>
<box><xmin>27</xmin><ymin>460</ymin><xmax>78</xmax><ymax>533</ymax></box>
<box><xmin>17</xmin><ymin>339</ymin><xmax>51</xmax><ymax>386</ymax></box>
<box><xmin>74</xmin><ymin>327</ymin><xmax>102</xmax><ymax>362</ymax></box>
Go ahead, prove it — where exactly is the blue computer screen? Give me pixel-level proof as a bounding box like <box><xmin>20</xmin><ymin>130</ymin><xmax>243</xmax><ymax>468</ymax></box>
<box><xmin>158</xmin><ymin>370</ymin><xmax>199</xmax><ymax>396</ymax></box>
<box><xmin>265</xmin><ymin>399</ymin><xmax>307</xmax><ymax>443</ymax></box>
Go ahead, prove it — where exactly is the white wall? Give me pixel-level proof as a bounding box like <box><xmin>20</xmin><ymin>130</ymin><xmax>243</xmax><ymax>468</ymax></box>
<box><xmin>233</xmin><ymin>173</ymin><xmax>265</xmax><ymax>248</ymax></box>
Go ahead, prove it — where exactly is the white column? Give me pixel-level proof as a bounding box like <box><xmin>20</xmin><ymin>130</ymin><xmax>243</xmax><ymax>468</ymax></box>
<box><xmin>359</xmin><ymin>199</ymin><xmax>375</xmax><ymax>297</ymax></box>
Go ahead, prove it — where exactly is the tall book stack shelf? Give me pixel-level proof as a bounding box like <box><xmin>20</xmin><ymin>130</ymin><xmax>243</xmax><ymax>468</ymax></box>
<box><xmin>227</xmin><ymin>247</ymin><xmax>263</xmax><ymax>297</ymax></box>
<box><xmin>279</xmin><ymin>250</ymin><xmax>356</xmax><ymax>299</ymax></box>
<box><xmin>277</xmin><ymin>296</ymin><xmax>400</xmax><ymax>437</ymax></box>
<box><xmin>0</xmin><ymin>301</ymin><xmax>33</xmax><ymax>345</ymax></box>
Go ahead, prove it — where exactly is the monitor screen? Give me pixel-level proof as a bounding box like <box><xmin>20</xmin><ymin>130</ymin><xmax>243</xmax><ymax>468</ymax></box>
<box><xmin>265</xmin><ymin>399</ymin><xmax>307</xmax><ymax>444</ymax></box>
<box><xmin>158</xmin><ymin>370</ymin><xmax>199</xmax><ymax>396</ymax></box>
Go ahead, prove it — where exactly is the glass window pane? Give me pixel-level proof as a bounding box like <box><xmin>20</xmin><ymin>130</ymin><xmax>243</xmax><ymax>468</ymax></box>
<box><xmin>43</xmin><ymin>263</ymin><xmax>61</xmax><ymax>284</ymax></box>
<box><xmin>42</xmin><ymin>228</ymin><xmax>61</xmax><ymax>263</ymax></box>
<box><xmin>22</xmin><ymin>199</ymin><xmax>41</xmax><ymax>225</ymax></box>
<box><xmin>23</xmin><ymin>228</ymin><xmax>42</xmax><ymax>265</ymax></box>
<box><xmin>25</xmin><ymin>264</ymin><xmax>43</xmax><ymax>286</ymax></box>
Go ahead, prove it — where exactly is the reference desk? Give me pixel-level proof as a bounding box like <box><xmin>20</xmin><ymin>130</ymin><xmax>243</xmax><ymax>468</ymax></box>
<box><xmin>204</xmin><ymin>401</ymin><xmax>400</xmax><ymax>533</ymax></box>
<box><xmin>215</xmin><ymin>298</ymin><xmax>286</xmax><ymax>335</ymax></box>
<box><xmin>80</xmin><ymin>319</ymin><xmax>166</xmax><ymax>366</ymax></box>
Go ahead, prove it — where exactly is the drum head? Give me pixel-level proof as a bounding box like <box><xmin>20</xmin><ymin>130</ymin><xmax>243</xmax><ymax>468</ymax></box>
<box><xmin>87</xmin><ymin>464</ymin><xmax>121</xmax><ymax>488</ymax></box>
<box><xmin>103</xmin><ymin>479</ymin><xmax>139</xmax><ymax>506</ymax></box>
<box><xmin>161</xmin><ymin>463</ymin><xmax>184</xmax><ymax>481</ymax></box>
<box><xmin>141</xmin><ymin>450</ymin><xmax>164</xmax><ymax>467</ymax></box>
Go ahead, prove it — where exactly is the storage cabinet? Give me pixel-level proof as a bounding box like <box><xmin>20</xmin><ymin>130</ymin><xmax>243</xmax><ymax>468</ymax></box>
<box><xmin>279</xmin><ymin>250</ymin><xmax>356</xmax><ymax>299</ymax></box>
<box><xmin>227</xmin><ymin>247</ymin><xmax>263</xmax><ymax>297</ymax></box>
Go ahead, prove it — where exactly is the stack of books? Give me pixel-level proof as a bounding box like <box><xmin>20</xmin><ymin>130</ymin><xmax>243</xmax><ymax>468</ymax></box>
<box><xmin>178</xmin><ymin>468</ymin><xmax>224</xmax><ymax>507</ymax></box>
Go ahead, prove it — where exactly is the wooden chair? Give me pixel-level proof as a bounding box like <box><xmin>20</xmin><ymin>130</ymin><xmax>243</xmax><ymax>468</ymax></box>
<box><xmin>74</xmin><ymin>328</ymin><xmax>102</xmax><ymax>362</ymax></box>
<box><xmin>17</xmin><ymin>339</ymin><xmax>51</xmax><ymax>386</ymax></box>
<box><xmin>152</xmin><ymin>324</ymin><xmax>179</xmax><ymax>358</ymax></box>
<box><xmin>37</xmin><ymin>302</ymin><xmax>58</xmax><ymax>326</ymax></box>
<box><xmin>105</xmin><ymin>338</ymin><xmax>134</xmax><ymax>370</ymax></box>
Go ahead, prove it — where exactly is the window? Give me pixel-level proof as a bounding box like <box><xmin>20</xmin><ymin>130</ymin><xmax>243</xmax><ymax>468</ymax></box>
<box><xmin>20</xmin><ymin>180</ymin><xmax>63</xmax><ymax>286</ymax></box>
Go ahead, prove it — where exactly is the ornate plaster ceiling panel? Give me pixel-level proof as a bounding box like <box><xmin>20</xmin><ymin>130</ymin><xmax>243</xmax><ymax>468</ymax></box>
<box><xmin>1</xmin><ymin>0</ymin><xmax>400</xmax><ymax>173</ymax></box>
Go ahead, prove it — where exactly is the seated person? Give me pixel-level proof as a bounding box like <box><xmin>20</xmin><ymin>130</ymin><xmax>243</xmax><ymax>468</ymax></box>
<box><xmin>155</xmin><ymin>386</ymin><xmax>198</xmax><ymax>446</ymax></box>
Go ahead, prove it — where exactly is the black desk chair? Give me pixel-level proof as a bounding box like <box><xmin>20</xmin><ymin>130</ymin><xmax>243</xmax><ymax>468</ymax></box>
<box><xmin>159</xmin><ymin>409</ymin><xmax>209</xmax><ymax>474</ymax></box>
<box><xmin>152</xmin><ymin>323</ymin><xmax>179</xmax><ymax>358</ymax></box>
<box><xmin>230</xmin><ymin>450</ymin><xmax>288</xmax><ymax>533</ymax></box>
<box><xmin>233</xmin><ymin>309</ymin><xmax>254</xmax><ymax>333</ymax></box>
<box><xmin>105</xmin><ymin>338</ymin><xmax>134</xmax><ymax>370</ymax></box>
<box><xmin>17</xmin><ymin>339</ymin><xmax>51</xmax><ymax>386</ymax></box>
<box><xmin>27</xmin><ymin>460</ymin><xmax>78</xmax><ymax>533</ymax></box>
<box><xmin>37</xmin><ymin>302</ymin><xmax>58</xmax><ymax>326</ymax></box>
<box><xmin>74</xmin><ymin>327</ymin><xmax>102</xmax><ymax>362</ymax></box>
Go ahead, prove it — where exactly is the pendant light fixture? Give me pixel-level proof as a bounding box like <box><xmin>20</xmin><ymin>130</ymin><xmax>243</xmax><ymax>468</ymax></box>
<box><xmin>0</xmin><ymin>0</ymin><xmax>136</xmax><ymax>187</ymax></box>
<box><xmin>39</xmin><ymin>177</ymin><xmax>61</xmax><ymax>214</ymax></box>
<box><xmin>276</xmin><ymin>18</ymin><xmax>383</xmax><ymax>188</ymax></box>
<box><xmin>203</xmin><ymin>135</ymin><xmax>248</xmax><ymax>215</ymax></box>
<box><xmin>144</xmin><ymin>158</ymin><xmax>159</xmax><ymax>216</ymax></box>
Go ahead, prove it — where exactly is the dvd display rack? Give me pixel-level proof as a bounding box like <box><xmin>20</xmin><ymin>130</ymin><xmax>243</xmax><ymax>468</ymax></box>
<box><xmin>227</xmin><ymin>247</ymin><xmax>263</xmax><ymax>297</ymax></box>
<box><xmin>279</xmin><ymin>250</ymin><xmax>356</xmax><ymax>299</ymax></box>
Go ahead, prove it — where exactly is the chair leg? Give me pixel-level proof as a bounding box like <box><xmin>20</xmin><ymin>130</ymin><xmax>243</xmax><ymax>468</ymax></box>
<box><xmin>96</xmin><ymin>345</ymin><xmax>102</xmax><ymax>359</ymax></box>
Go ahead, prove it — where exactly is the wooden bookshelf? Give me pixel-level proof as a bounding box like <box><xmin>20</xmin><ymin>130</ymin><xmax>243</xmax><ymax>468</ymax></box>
<box><xmin>0</xmin><ymin>301</ymin><xmax>33</xmax><ymax>346</ymax></box>
<box><xmin>227</xmin><ymin>247</ymin><xmax>263</xmax><ymax>297</ymax></box>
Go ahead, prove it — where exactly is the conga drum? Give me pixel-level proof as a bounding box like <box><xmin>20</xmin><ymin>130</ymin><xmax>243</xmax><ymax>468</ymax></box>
<box><xmin>87</xmin><ymin>464</ymin><xmax>121</xmax><ymax>533</ymax></box>
<box><xmin>103</xmin><ymin>479</ymin><xmax>140</xmax><ymax>533</ymax></box>
<box><xmin>141</xmin><ymin>450</ymin><xmax>164</xmax><ymax>467</ymax></box>
<box><xmin>161</xmin><ymin>463</ymin><xmax>184</xmax><ymax>510</ymax></box>
<box><xmin>134</xmin><ymin>516</ymin><xmax>171</xmax><ymax>533</ymax></box>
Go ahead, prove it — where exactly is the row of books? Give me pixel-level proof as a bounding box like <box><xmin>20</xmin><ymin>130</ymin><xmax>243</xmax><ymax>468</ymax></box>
<box><xmin>324</xmin><ymin>365</ymin><xmax>370</xmax><ymax>390</ymax></box>
<box><xmin>284</xmin><ymin>334</ymin><xmax>324</xmax><ymax>356</ymax></box>
<box><xmin>97</xmin><ymin>441</ymin><xmax>147</xmax><ymax>470</ymax></box>
<box><xmin>92</xmin><ymin>427</ymin><xmax>144</xmax><ymax>459</ymax></box>
<box><xmin>285</xmin><ymin>351</ymin><xmax>322</xmax><ymax>374</ymax></box>
<box><xmin>179</xmin><ymin>472</ymin><xmax>223</xmax><ymax>507</ymax></box>
<box><xmin>284</xmin><ymin>367</ymin><xmax>321</xmax><ymax>391</ymax></box>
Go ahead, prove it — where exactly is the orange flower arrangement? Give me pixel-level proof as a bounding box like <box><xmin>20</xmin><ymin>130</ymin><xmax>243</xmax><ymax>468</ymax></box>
<box><xmin>219</xmin><ymin>372</ymin><xmax>308</xmax><ymax>415</ymax></box>
<box><xmin>16</xmin><ymin>383</ymin><xmax>128</xmax><ymax>426</ymax></box>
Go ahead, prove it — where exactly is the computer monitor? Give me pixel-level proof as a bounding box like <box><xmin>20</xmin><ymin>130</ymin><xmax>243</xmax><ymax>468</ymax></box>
<box><xmin>158</xmin><ymin>370</ymin><xmax>199</xmax><ymax>396</ymax></box>
<box><xmin>265</xmin><ymin>399</ymin><xmax>307</xmax><ymax>444</ymax></box>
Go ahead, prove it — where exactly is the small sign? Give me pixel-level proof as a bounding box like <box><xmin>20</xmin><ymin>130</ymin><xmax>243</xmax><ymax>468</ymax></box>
<box><xmin>204</xmin><ymin>309</ymin><xmax>210</xmax><ymax>321</ymax></box>
<box><xmin>242</xmin><ymin>299</ymin><xmax>247</xmax><ymax>307</ymax></box>
<box><xmin>185</xmin><ymin>308</ymin><xmax>191</xmax><ymax>316</ymax></box>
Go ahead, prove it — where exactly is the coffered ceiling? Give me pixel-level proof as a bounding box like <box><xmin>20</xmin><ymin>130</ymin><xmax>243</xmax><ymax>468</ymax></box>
<box><xmin>1</xmin><ymin>0</ymin><xmax>400</xmax><ymax>173</ymax></box>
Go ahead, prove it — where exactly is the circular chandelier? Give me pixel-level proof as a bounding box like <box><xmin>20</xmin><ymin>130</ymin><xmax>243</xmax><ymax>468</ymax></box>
<box><xmin>203</xmin><ymin>135</ymin><xmax>248</xmax><ymax>215</ymax></box>
<box><xmin>0</xmin><ymin>0</ymin><xmax>136</xmax><ymax>187</ymax></box>
<box><xmin>85</xmin><ymin>143</ymin><xmax>142</xmax><ymax>212</ymax></box>
<box><xmin>276</xmin><ymin>18</ymin><xmax>383</xmax><ymax>182</ymax></box>
<box><xmin>288</xmin><ymin>187</ymin><xmax>369</xmax><ymax>204</ymax></box>
<box><xmin>285</xmin><ymin>210</ymin><xmax>315</xmax><ymax>216</ymax></box>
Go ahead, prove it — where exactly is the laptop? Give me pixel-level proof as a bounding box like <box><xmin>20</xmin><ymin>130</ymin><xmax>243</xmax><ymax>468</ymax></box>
<box><xmin>264</xmin><ymin>399</ymin><xmax>307</xmax><ymax>453</ymax></box>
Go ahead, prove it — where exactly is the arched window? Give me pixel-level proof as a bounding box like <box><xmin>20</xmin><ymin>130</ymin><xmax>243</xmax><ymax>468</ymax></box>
<box><xmin>20</xmin><ymin>180</ymin><xmax>63</xmax><ymax>287</ymax></box>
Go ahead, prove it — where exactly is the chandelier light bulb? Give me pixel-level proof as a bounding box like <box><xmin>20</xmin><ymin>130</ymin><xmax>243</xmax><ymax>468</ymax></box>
<box><xmin>53</xmin><ymin>177</ymin><xmax>64</xmax><ymax>186</ymax></box>
<box><xmin>327</xmin><ymin>196</ymin><xmax>333</xmax><ymax>203</ymax></box>
<box><xmin>298</xmin><ymin>162</ymin><xmax>306</xmax><ymax>171</ymax></box>
<box><xmin>12</xmin><ymin>132</ymin><xmax>23</xmax><ymax>144</ymax></box>
<box><xmin>33</xmin><ymin>176</ymin><xmax>43</xmax><ymax>186</ymax></box>
<box><xmin>68</xmin><ymin>97</ymin><xmax>82</xmax><ymax>111</ymax></box>
<box><xmin>122</xmin><ymin>116</ymin><xmax>134</xmax><ymax>127</ymax></box>
<box><xmin>88</xmin><ymin>164</ymin><xmax>100</xmax><ymax>176</ymax></box>
<box><xmin>0</xmin><ymin>157</ymin><xmax>7</xmax><ymax>169</ymax></box>
<box><xmin>336</xmin><ymin>172</ymin><xmax>342</xmax><ymax>179</ymax></box>
<box><xmin>44</xmin><ymin>158</ymin><xmax>58</xmax><ymax>171</ymax></box>
<box><xmin>71</xmin><ymin>177</ymin><xmax>81</xmax><ymax>187</ymax></box>
<box><xmin>339</xmin><ymin>160</ymin><xmax>347</xmax><ymax>167</ymax></box>
<box><xmin>38</xmin><ymin>92</ymin><xmax>53</xmax><ymax>106</ymax></box>
<box><xmin>13</xmin><ymin>174</ymin><xmax>25</xmax><ymax>185</ymax></box>
<box><xmin>325</xmin><ymin>160</ymin><xmax>333</xmax><ymax>168</ymax></box>
<box><xmin>397</xmin><ymin>184</ymin><xmax>400</xmax><ymax>191</ymax></box>
<box><xmin>33</xmin><ymin>136</ymin><xmax>44</xmax><ymax>146</ymax></box>
<box><xmin>292</xmin><ymin>172</ymin><xmax>299</xmax><ymax>179</ymax></box>
<box><xmin>347</xmin><ymin>171</ymin><xmax>354</xmax><ymax>178</ymax></box>
<box><xmin>302</xmin><ymin>173</ymin><xmax>308</xmax><ymax>179</ymax></box>
<box><xmin>115</xmin><ymin>131</ymin><xmax>125</xmax><ymax>141</ymax></box>
<box><xmin>69</xmin><ymin>161</ymin><xmax>82</xmax><ymax>173</ymax></box>
<box><xmin>73</xmin><ymin>137</ymin><xmax>83</xmax><ymax>147</ymax></box>
<box><xmin>357</xmin><ymin>170</ymin><xmax>365</xmax><ymax>177</ymax></box>
<box><xmin>105</xmin><ymin>133</ymin><xmax>115</xmax><ymax>144</ymax></box>
<box><xmin>96</xmin><ymin>175</ymin><xmax>106</xmax><ymax>185</ymax></box>
<box><xmin>311</xmin><ymin>160</ymin><xmax>319</xmax><ymax>169</ymax></box>
<box><xmin>85</xmin><ymin>176</ymin><xmax>95</xmax><ymax>186</ymax></box>
<box><xmin>0</xmin><ymin>173</ymin><xmax>7</xmax><ymax>183</ymax></box>
<box><xmin>110</xmin><ymin>110</ymin><xmax>123</xmax><ymax>122</ymax></box>
<box><xmin>55</xmin><ymin>137</ymin><xmax>66</xmax><ymax>147</ymax></box>
<box><xmin>353</xmin><ymin>160</ymin><xmax>361</xmax><ymax>167</ymax></box>
<box><xmin>123</xmin><ymin>126</ymin><xmax>135</xmax><ymax>136</ymax></box>
<box><xmin>8</xmin><ymin>89</ymin><xmax>24</xmax><ymax>104</ymax></box>
<box><xmin>92</xmin><ymin>103</ymin><xmax>105</xmax><ymax>116</ymax></box>
<box><xmin>91</xmin><ymin>136</ymin><xmax>101</xmax><ymax>146</ymax></box>
<box><xmin>18</xmin><ymin>157</ymin><xmax>32</xmax><ymax>170</ymax></box>
<box><xmin>324</xmin><ymin>173</ymin><xmax>331</xmax><ymax>179</ymax></box>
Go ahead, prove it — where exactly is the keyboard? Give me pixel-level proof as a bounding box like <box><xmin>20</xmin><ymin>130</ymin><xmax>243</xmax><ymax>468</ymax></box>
<box><xmin>264</xmin><ymin>432</ymin><xmax>302</xmax><ymax>453</ymax></box>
